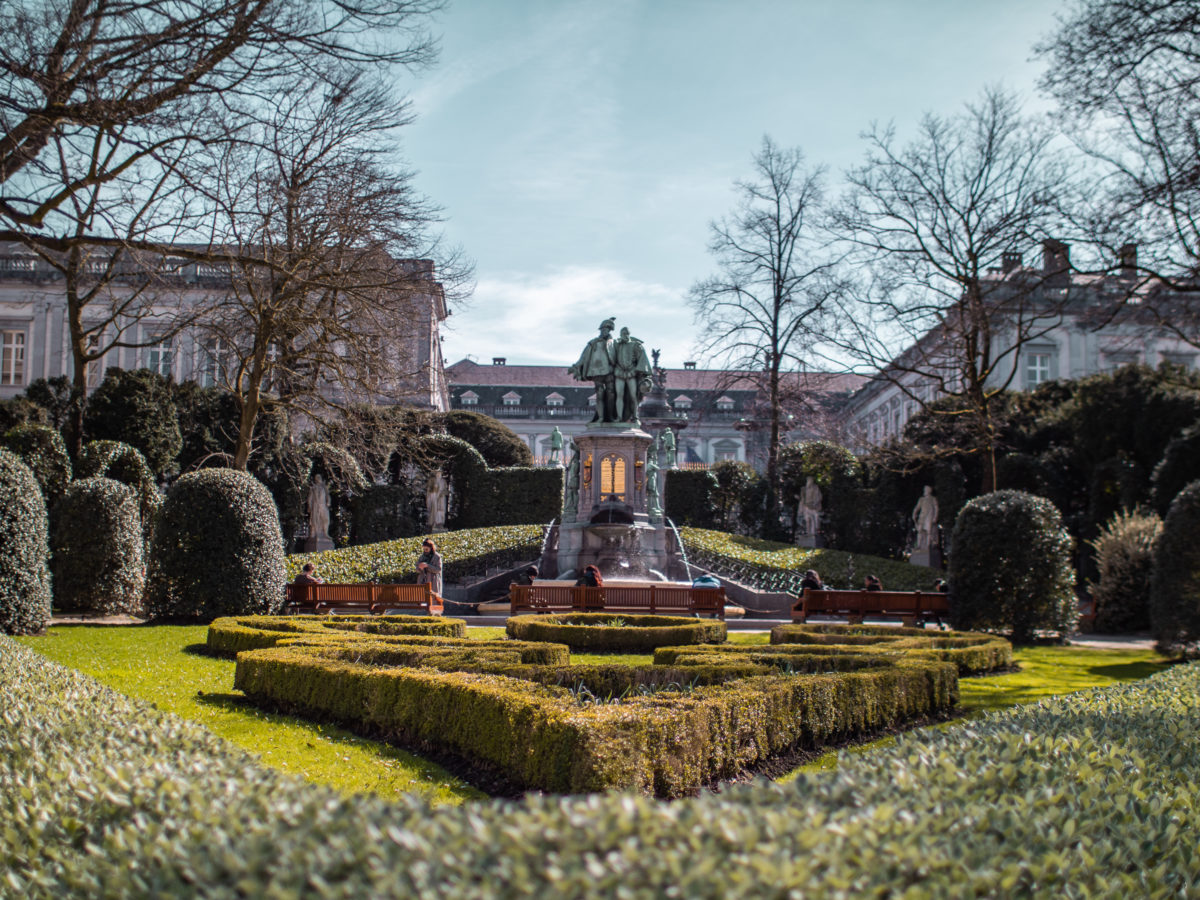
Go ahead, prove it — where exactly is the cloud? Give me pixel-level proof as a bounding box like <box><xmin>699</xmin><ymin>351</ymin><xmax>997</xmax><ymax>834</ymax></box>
<box><xmin>441</xmin><ymin>266</ymin><xmax>698</xmax><ymax>367</ymax></box>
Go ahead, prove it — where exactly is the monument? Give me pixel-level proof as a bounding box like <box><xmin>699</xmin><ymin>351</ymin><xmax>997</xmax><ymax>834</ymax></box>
<box><xmin>796</xmin><ymin>476</ymin><xmax>825</xmax><ymax>548</ymax></box>
<box><xmin>425</xmin><ymin>469</ymin><xmax>448</xmax><ymax>533</ymax></box>
<box><xmin>553</xmin><ymin>319</ymin><xmax>686</xmax><ymax>580</ymax></box>
<box><xmin>548</xmin><ymin>426</ymin><xmax>564</xmax><ymax>465</ymax></box>
<box><xmin>303</xmin><ymin>473</ymin><xmax>334</xmax><ymax>552</ymax></box>
<box><xmin>910</xmin><ymin>485</ymin><xmax>941</xmax><ymax>567</ymax></box>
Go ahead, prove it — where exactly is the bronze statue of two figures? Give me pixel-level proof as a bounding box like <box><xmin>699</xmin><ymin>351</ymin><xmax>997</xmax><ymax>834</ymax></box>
<box><xmin>568</xmin><ymin>318</ymin><xmax>654</xmax><ymax>425</ymax></box>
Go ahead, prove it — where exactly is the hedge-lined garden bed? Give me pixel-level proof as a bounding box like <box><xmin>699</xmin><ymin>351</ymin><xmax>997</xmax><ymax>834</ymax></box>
<box><xmin>506</xmin><ymin>613</ymin><xmax>727</xmax><ymax>652</ymax></box>
<box><xmin>5</xmin><ymin>633</ymin><xmax>1198</xmax><ymax>896</ymax></box>
<box><xmin>680</xmin><ymin>527</ymin><xmax>942</xmax><ymax>593</ymax></box>
<box><xmin>286</xmin><ymin>524</ymin><xmax>543</xmax><ymax>585</ymax></box>
<box><xmin>206</xmin><ymin>614</ymin><xmax>470</xmax><ymax>656</ymax></box>
<box><xmin>219</xmin><ymin>615</ymin><xmax>955</xmax><ymax>796</ymax></box>
<box><xmin>769</xmin><ymin>623</ymin><xmax>1014</xmax><ymax>674</ymax></box>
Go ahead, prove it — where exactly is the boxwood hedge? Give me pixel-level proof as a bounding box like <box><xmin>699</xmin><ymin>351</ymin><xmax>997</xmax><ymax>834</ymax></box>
<box><xmin>768</xmin><ymin>623</ymin><xmax>1013</xmax><ymax>674</ymax></box>
<box><xmin>2</xmin><ymin>423</ymin><xmax>72</xmax><ymax>508</ymax></box>
<box><xmin>505</xmin><ymin>613</ymin><xmax>727</xmax><ymax>651</ymax></box>
<box><xmin>0</xmin><ymin>449</ymin><xmax>52</xmax><ymax>635</ymax></box>
<box><xmin>51</xmin><ymin>477</ymin><xmax>144</xmax><ymax>614</ymax></box>
<box><xmin>233</xmin><ymin>640</ymin><xmax>954</xmax><ymax>796</ymax></box>
<box><xmin>205</xmin><ymin>614</ymin><xmax>471</xmax><ymax>656</ymax></box>
<box><xmin>6</xmin><ymin>634</ymin><xmax>1200</xmax><ymax>896</ymax></box>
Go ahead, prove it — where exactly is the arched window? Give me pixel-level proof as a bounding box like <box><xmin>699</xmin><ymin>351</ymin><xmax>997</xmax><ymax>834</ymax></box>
<box><xmin>599</xmin><ymin>454</ymin><xmax>626</xmax><ymax>501</ymax></box>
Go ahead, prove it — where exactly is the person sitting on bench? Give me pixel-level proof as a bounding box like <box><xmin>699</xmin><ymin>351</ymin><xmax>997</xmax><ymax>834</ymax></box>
<box><xmin>800</xmin><ymin>569</ymin><xmax>824</xmax><ymax>592</ymax></box>
<box><xmin>293</xmin><ymin>563</ymin><xmax>324</xmax><ymax>585</ymax></box>
<box><xmin>864</xmin><ymin>574</ymin><xmax>883</xmax><ymax>591</ymax></box>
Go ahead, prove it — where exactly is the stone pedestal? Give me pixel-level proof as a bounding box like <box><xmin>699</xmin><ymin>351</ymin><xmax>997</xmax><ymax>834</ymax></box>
<box><xmin>796</xmin><ymin>534</ymin><xmax>826</xmax><ymax>548</ymax></box>
<box><xmin>303</xmin><ymin>534</ymin><xmax>335</xmax><ymax>552</ymax></box>
<box><xmin>909</xmin><ymin>548</ymin><xmax>942</xmax><ymax>568</ymax></box>
<box><xmin>556</xmin><ymin>422</ymin><xmax>683</xmax><ymax>580</ymax></box>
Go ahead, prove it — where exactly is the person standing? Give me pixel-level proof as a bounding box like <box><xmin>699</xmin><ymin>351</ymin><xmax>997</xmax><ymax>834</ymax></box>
<box><xmin>416</xmin><ymin>539</ymin><xmax>443</xmax><ymax>596</ymax></box>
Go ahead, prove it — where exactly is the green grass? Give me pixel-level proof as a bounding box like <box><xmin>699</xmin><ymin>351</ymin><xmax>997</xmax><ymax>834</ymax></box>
<box><xmin>14</xmin><ymin>625</ymin><xmax>484</xmax><ymax>806</ymax></box>
<box><xmin>17</xmin><ymin>624</ymin><xmax>1168</xmax><ymax>800</ymax></box>
<box><xmin>782</xmin><ymin>644</ymin><xmax>1171</xmax><ymax>777</ymax></box>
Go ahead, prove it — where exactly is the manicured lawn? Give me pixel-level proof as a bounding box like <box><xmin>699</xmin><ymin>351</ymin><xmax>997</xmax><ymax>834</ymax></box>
<box><xmin>17</xmin><ymin>624</ymin><xmax>1168</xmax><ymax>798</ymax></box>
<box><xmin>14</xmin><ymin>625</ymin><xmax>484</xmax><ymax>805</ymax></box>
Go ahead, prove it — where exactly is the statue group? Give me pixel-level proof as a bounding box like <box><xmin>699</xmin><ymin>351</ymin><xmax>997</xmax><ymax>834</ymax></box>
<box><xmin>568</xmin><ymin>318</ymin><xmax>653</xmax><ymax>424</ymax></box>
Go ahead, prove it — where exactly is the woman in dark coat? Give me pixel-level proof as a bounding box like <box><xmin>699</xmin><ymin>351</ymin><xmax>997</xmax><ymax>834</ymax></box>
<box><xmin>799</xmin><ymin>569</ymin><xmax>824</xmax><ymax>592</ymax></box>
<box><xmin>416</xmin><ymin>539</ymin><xmax>443</xmax><ymax>595</ymax></box>
<box><xmin>575</xmin><ymin>565</ymin><xmax>603</xmax><ymax>588</ymax></box>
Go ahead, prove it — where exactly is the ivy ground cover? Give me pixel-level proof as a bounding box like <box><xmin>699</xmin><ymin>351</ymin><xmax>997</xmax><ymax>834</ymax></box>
<box><xmin>4</xmin><ymin>633</ymin><xmax>1197</xmax><ymax>897</ymax></box>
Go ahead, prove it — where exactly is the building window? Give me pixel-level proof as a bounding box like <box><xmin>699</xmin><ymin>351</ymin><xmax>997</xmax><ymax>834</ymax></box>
<box><xmin>1025</xmin><ymin>352</ymin><xmax>1052</xmax><ymax>387</ymax></box>
<box><xmin>715</xmin><ymin>395</ymin><xmax>735</xmax><ymax>411</ymax></box>
<box><xmin>200</xmin><ymin>338</ymin><xmax>225</xmax><ymax>388</ymax></box>
<box><xmin>1</xmin><ymin>330</ymin><xmax>25</xmax><ymax>386</ymax></box>
<box><xmin>459</xmin><ymin>391</ymin><xmax>478</xmax><ymax>406</ymax></box>
<box><xmin>502</xmin><ymin>391</ymin><xmax>521</xmax><ymax>407</ymax></box>
<box><xmin>712</xmin><ymin>439</ymin><xmax>740</xmax><ymax>462</ymax></box>
<box><xmin>545</xmin><ymin>392</ymin><xmax>565</xmax><ymax>407</ymax></box>
<box><xmin>587</xmin><ymin>394</ymin><xmax>597</xmax><ymax>407</ymax></box>
<box><xmin>674</xmin><ymin>395</ymin><xmax>692</xmax><ymax>410</ymax></box>
<box><xmin>1104</xmin><ymin>351</ymin><xmax>1139</xmax><ymax>371</ymax></box>
<box><xmin>145</xmin><ymin>335</ymin><xmax>174</xmax><ymax>377</ymax></box>
<box><xmin>1162</xmin><ymin>351</ymin><xmax>1196</xmax><ymax>370</ymax></box>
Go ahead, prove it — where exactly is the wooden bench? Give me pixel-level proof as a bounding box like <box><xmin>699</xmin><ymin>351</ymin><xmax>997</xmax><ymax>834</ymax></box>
<box><xmin>285</xmin><ymin>582</ymin><xmax>444</xmax><ymax>616</ymax></box>
<box><xmin>793</xmin><ymin>588</ymin><xmax>948</xmax><ymax>627</ymax></box>
<box><xmin>509</xmin><ymin>582</ymin><xmax>726</xmax><ymax>619</ymax></box>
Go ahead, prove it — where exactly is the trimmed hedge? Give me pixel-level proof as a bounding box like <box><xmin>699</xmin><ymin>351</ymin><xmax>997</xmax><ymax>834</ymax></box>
<box><xmin>765</xmin><ymin>623</ymin><xmax>1013</xmax><ymax>674</ymax></box>
<box><xmin>2</xmin><ymin>423</ymin><xmax>72</xmax><ymax>507</ymax></box>
<box><xmin>949</xmin><ymin>490</ymin><xmax>1077</xmax><ymax>643</ymax></box>
<box><xmin>234</xmin><ymin>641</ymin><xmax>954</xmax><ymax>796</ymax></box>
<box><xmin>5</xmin><ymin>634</ymin><xmax>1200</xmax><ymax>895</ymax></box>
<box><xmin>664</xmin><ymin>468</ymin><xmax>718</xmax><ymax>527</ymax></box>
<box><xmin>76</xmin><ymin>439</ymin><xmax>161</xmax><ymax>549</ymax></box>
<box><xmin>287</xmin><ymin>524</ymin><xmax>542</xmax><ymax>585</ymax></box>
<box><xmin>506</xmin><ymin>613</ymin><xmax>727</xmax><ymax>652</ymax></box>
<box><xmin>1087</xmin><ymin>508</ymin><xmax>1161</xmax><ymax>633</ymax></box>
<box><xmin>1151</xmin><ymin>480</ymin><xmax>1200</xmax><ymax>655</ymax></box>
<box><xmin>680</xmin><ymin>526</ymin><xmax>942</xmax><ymax>593</ymax></box>
<box><xmin>0</xmin><ymin>451</ymin><xmax>51</xmax><ymax>635</ymax></box>
<box><xmin>145</xmin><ymin>469</ymin><xmax>285</xmax><ymax>620</ymax></box>
<box><xmin>51</xmin><ymin>477</ymin><xmax>144</xmax><ymax>614</ymax></box>
<box><xmin>206</xmin><ymin>614</ymin><xmax>470</xmax><ymax>656</ymax></box>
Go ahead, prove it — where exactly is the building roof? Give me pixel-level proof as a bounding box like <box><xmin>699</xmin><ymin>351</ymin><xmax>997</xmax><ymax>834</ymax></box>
<box><xmin>445</xmin><ymin>358</ymin><xmax>865</xmax><ymax>393</ymax></box>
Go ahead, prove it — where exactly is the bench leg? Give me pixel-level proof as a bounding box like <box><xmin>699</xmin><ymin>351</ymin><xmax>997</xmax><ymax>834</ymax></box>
<box><xmin>900</xmin><ymin>615</ymin><xmax>917</xmax><ymax>628</ymax></box>
<box><xmin>848</xmin><ymin>615</ymin><xmax>864</xmax><ymax>625</ymax></box>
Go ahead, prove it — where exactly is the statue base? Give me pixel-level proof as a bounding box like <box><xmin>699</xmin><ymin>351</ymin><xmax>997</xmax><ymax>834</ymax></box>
<box><xmin>796</xmin><ymin>534</ymin><xmax>825</xmax><ymax>548</ymax></box>
<box><xmin>909</xmin><ymin>548</ymin><xmax>942</xmax><ymax>568</ymax></box>
<box><xmin>303</xmin><ymin>534</ymin><xmax>335</xmax><ymax>553</ymax></box>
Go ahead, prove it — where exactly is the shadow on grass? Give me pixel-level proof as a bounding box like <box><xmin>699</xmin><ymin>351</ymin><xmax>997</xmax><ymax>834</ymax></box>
<box><xmin>182</xmin><ymin>642</ymin><xmax>222</xmax><ymax>658</ymax></box>
<box><xmin>1088</xmin><ymin>660</ymin><xmax>1170</xmax><ymax>680</ymax></box>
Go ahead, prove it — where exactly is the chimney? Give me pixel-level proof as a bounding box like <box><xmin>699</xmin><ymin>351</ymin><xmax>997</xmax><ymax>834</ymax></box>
<box><xmin>492</xmin><ymin>357</ymin><xmax>506</xmax><ymax>366</ymax></box>
<box><xmin>1042</xmin><ymin>239</ymin><xmax>1070</xmax><ymax>287</ymax></box>
<box><xmin>1119</xmin><ymin>243</ymin><xmax>1138</xmax><ymax>277</ymax></box>
<box><xmin>1001</xmin><ymin>251</ymin><xmax>1022</xmax><ymax>274</ymax></box>
<box><xmin>683</xmin><ymin>361</ymin><xmax>697</xmax><ymax>370</ymax></box>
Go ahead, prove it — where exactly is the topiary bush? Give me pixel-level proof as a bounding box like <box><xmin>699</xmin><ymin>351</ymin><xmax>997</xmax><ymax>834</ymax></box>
<box><xmin>0</xmin><ymin>450</ymin><xmax>52</xmax><ymax>634</ymax></box>
<box><xmin>2</xmin><ymin>423</ymin><xmax>72</xmax><ymax>508</ymax></box>
<box><xmin>949</xmin><ymin>490</ymin><xmax>1077</xmax><ymax>643</ymax></box>
<box><xmin>1087</xmin><ymin>508</ymin><xmax>1161</xmax><ymax>633</ymax></box>
<box><xmin>1150</xmin><ymin>480</ymin><xmax>1200</xmax><ymax>655</ymax></box>
<box><xmin>51</xmin><ymin>477</ymin><xmax>145</xmax><ymax>615</ymax></box>
<box><xmin>1150</xmin><ymin>422</ymin><xmax>1200</xmax><ymax>515</ymax></box>
<box><xmin>76</xmin><ymin>440</ymin><xmax>161</xmax><ymax>551</ymax></box>
<box><xmin>437</xmin><ymin>410</ymin><xmax>533</xmax><ymax>467</ymax></box>
<box><xmin>145</xmin><ymin>468</ymin><xmax>285</xmax><ymax>620</ymax></box>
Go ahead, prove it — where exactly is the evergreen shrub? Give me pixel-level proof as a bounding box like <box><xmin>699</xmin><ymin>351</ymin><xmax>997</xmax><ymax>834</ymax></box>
<box><xmin>145</xmin><ymin>469</ymin><xmax>285</xmax><ymax>620</ymax></box>
<box><xmin>2</xmin><ymin>423</ymin><xmax>72</xmax><ymax>507</ymax></box>
<box><xmin>51</xmin><ymin>477</ymin><xmax>144</xmax><ymax>614</ymax></box>
<box><xmin>1150</xmin><ymin>422</ymin><xmax>1200</xmax><ymax>515</ymax></box>
<box><xmin>8</xmin><ymin>635</ymin><xmax>1200</xmax><ymax>896</ymax></box>
<box><xmin>506</xmin><ymin>613</ymin><xmax>726</xmax><ymax>652</ymax></box>
<box><xmin>1150</xmin><ymin>480</ymin><xmax>1200</xmax><ymax>655</ymax></box>
<box><xmin>76</xmin><ymin>440</ymin><xmax>161</xmax><ymax>550</ymax></box>
<box><xmin>351</xmin><ymin>484</ymin><xmax>423</xmax><ymax>544</ymax></box>
<box><xmin>1087</xmin><ymin>508</ymin><xmax>1161</xmax><ymax>633</ymax></box>
<box><xmin>663</xmin><ymin>468</ymin><xmax>717</xmax><ymax>527</ymax></box>
<box><xmin>949</xmin><ymin>490</ymin><xmax>1077</xmax><ymax>643</ymax></box>
<box><xmin>0</xmin><ymin>450</ymin><xmax>51</xmax><ymax>634</ymax></box>
<box><xmin>83</xmin><ymin>367</ymin><xmax>182</xmax><ymax>477</ymax></box>
<box><xmin>438</xmin><ymin>409</ymin><xmax>533</xmax><ymax>467</ymax></box>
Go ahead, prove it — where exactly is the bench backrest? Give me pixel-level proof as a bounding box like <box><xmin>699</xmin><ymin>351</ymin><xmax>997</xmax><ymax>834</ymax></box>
<box><xmin>286</xmin><ymin>582</ymin><xmax>436</xmax><ymax>609</ymax></box>
<box><xmin>797</xmin><ymin>588</ymin><xmax>949</xmax><ymax>615</ymax></box>
<box><xmin>509</xmin><ymin>583</ymin><xmax>726</xmax><ymax>616</ymax></box>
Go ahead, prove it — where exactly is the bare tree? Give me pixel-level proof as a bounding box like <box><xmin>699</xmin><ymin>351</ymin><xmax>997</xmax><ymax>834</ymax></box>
<box><xmin>830</xmin><ymin>89</ymin><xmax>1071</xmax><ymax>491</ymax></box>
<box><xmin>689</xmin><ymin>137</ymin><xmax>843</xmax><ymax>527</ymax></box>
<box><xmin>0</xmin><ymin>0</ymin><xmax>442</xmax><ymax>251</ymax></box>
<box><xmin>199</xmin><ymin>72</ymin><xmax>465</xmax><ymax>470</ymax></box>
<box><xmin>1037</xmin><ymin>0</ymin><xmax>1200</xmax><ymax>343</ymax></box>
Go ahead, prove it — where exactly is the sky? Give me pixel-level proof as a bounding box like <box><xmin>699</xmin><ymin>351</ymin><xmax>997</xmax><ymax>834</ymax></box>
<box><xmin>401</xmin><ymin>0</ymin><xmax>1065</xmax><ymax>369</ymax></box>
